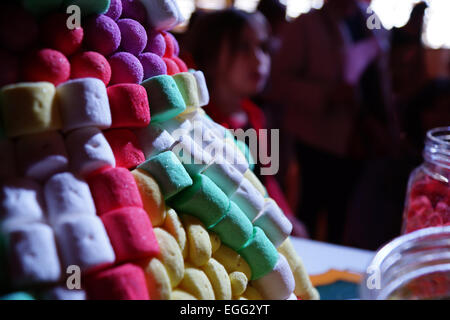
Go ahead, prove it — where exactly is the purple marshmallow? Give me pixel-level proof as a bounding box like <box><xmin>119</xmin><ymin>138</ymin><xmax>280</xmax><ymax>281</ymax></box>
<box><xmin>138</xmin><ymin>52</ymin><xmax>167</xmax><ymax>80</ymax></box>
<box><xmin>145</xmin><ymin>29</ymin><xmax>166</xmax><ymax>57</ymax></box>
<box><xmin>109</xmin><ymin>51</ymin><xmax>144</xmax><ymax>85</ymax></box>
<box><xmin>85</xmin><ymin>15</ymin><xmax>121</xmax><ymax>56</ymax></box>
<box><xmin>121</xmin><ymin>0</ymin><xmax>147</xmax><ymax>25</ymax></box>
<box><xmin>167</xmin><ymin>32</ymin><xmax>180</xmax><ymax>56</ymax></box>
<box><xmin>105</xmin><ymin>0</ymin><xmax>123</xmax><ymax>21</ymax></box>
<box><xmin>117</xmin><ymin>18</ymin><xmax>147</xmax><ymax>56</ymax></box>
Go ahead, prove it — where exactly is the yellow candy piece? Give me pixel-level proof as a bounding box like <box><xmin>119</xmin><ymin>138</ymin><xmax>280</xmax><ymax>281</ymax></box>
<box><xmin>179</xmin><ymin>264</ymin><xmax>215</xmax><ymax>300</ymax></box>
<box><xmin>213</xmin><ymin>245</ymin><xmax>252</xmax><ymax>280</ymax></box>
<box><xmin>202</xmin><ymin>258</ymin><xmax>232</xmax><ymax>300</ymax></box>
<box><xmin>143</xmin><ymin>258</ymin><xmax>171</xmax><ymax>300</ymax></box>
<box><xmin>183</xmin><ymin>215</ymin><xmax>212</xmax><ymax>267</ymax></box>
<box><xmin>229</xmin><ymin>271</ymin><xmax>248</xmax><ymax>297</ymax></box>
<box><xmin>163</xmin><ymin>208</ymin><xmax>187</xmax><ymax>258</ymax></box>
<box><xmin>243</xmin><ymin>169</ymin><xmax>267</xmax><ymax>197</ymax></box>
<box><xmin>154</xmin><ymin>227</ymin><xmax>185</xmax><ymax>288</ymax></box>
<box><xmin>171</xmin><ymin>289</ymin><xmax>198</xmax><ymax>300</ymax></box>
<box><xmin>132</xmin><ymin>169</ymin><xmax>166</xmax><ymax>227</ymax></box>
<box><xmin>209</xmin><ymin>231</ymin><xmax>221</xmax><ymax>254</ymax></box>
<box><xmin>242</xmin><ymin>285</ymin><xmax>263</xmax><ymax>300</ymax></box>
<box><xmin>1</xmin><ymin>82</ymin><xmax>61</xmax><ymax>137</ymax></box>
<box><xmin>277</xmin><ymin>238</ymin><xmax>319</xmax><ymax>300</ymax></box>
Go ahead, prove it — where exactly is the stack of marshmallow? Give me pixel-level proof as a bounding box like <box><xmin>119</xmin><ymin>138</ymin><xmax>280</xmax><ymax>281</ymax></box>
<box><xmin>0</xmin><ymin>0</ymin><xmax>319</xmax><ymax>300</ymax></box>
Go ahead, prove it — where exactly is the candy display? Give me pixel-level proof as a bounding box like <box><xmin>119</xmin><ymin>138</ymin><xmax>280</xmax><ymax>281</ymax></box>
<box><xmin>0</xmin><ymin>0</ymin><xmax>317</xmax><ymax>301</ymax></box>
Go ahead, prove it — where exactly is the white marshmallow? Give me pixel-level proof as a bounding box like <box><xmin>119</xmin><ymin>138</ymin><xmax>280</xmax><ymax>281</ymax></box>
<box><xmin>135</xmin><ymin>125</ymin><xmax>175</xmax><ymax>159</ymax></box>
<box><xmin>0</xmin><ymin>139</ymin><xmax>16</xmax><ymax>179</ymax></box>
<box><xmin>140</xmin><ymin>0</ymin><xmax>185</xmax><ymax>31</ymax></box>
<box><xmin>252</xmin><ymin>255</ymin><xmax>295</xmax><ymax>300</ymax></box>
<box><xmin>202</xmin><ymin>156</ymin><xmax>243</xmax><ymax>196</ymax></box>
<box><xmin>57</xmin><ymin>78</ymin><xmax>111</xmax><ymax>132</ymax></box>
<box><xmin>190</xmin><ymin>70</ymin><xmax>210</xmax><ymax>107</ymax></box>
<box><xmin>16</xmin><ymin>131</ymin><xmax>69</xmax><ymax>182</ymax></box>
<box><xmin>230</xmin><ymin>178</ymin><xmax>264</xmax><ymax>221</ymax></box>
<box><xmin>0</xmin><ymin>178</ymin><xmax>44</xmax><ymax>225</ymax></box>
<box><xmin>44</xmin><ymin>172</ymin><xmax>96</xmax><ymax>225</ymax></box>
<box><xmin>170</xmin><ymin>135</ymin><xmax>212</xmax><ymax>176</ymax></box>
<box><xmin>222</xmin><ymin>139</ymin><xmax>249</xmax><ymax>174</ymax></box>
<box><xmin>65</xmin><ymin>127</ymin><xmax>115</xmax><ymax>176</ymax></box>
<box><xmin>41</xmin><ymin>286</ymin><xmax>86</xmax><ymax>300</ymax></box>
<box><xmin>253</xmin><ymin>199</ymin><xmax>293</xmax><ymax>248</ymax></box>
<box><xmin>286</xmin><ymin>293</ymin><xmax>297</xmax><ymax>300</ymax></box>
<box><xmin>6</xmin><ymin>223</ymin><xmax>61</xmax><ymax>288</ymax></box>
<box><xmin>54</xmin><ymin>215</ymin><xmax>115</xmax><ymax>273</ymax></box>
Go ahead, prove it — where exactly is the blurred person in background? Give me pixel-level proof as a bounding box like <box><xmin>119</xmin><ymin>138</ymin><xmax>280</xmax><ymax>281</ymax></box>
<box><xmin>184</xmin><ymin>8</ymin><xmax>308</xmax><ymax>237</ymax></box>
<box><xmin>268</xmin><ymin>0</ymin><xmax>396</xmax><ymax>244</ymax></box>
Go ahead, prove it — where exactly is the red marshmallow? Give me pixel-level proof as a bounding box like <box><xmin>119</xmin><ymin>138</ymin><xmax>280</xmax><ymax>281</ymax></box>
<box><xmin>41</xmin><ymin>13</ymin><xmax>84</xmax><ymax>56</ymax></box>
<box><xmin>171</xmin><ymin>55</ymin><xmax>188</xmax><ymax>73</ymax></box>
<box><xmin>104</xmin><ymin>129</ymin><xmax>145</xmax><ymax>169</ymax></box>
<box><xmin>101</xmin><ymin>207</ymin><xmax>159</xmax><ymax>263</ymax></box>
<box><xmin>23</xmin><ymin>48</ymin><xmax>71</xmax><ymax>86</ymax></box>
<box><xmin>87</xmin><ymin>167</ymin><xmax>143</xmax><ymax>215</ymax></box>
<box><xmin>163</xmin><ymin>57</ymin><xmax>180</xmax><ymax>75</ymax></box>
<box><xmin>70</xmin><ymin>51</ymin><xmax>112</xmax><ymax>86</ymax></box>
<box><xmin>85</xmin><ymin>263</ymin><xmax>150</xmax><ymax>300</ymax></box>
<box><xmin>107</xmin><ymin>83</ymin><xmax>150</xmax><ymax>128</ymax></box>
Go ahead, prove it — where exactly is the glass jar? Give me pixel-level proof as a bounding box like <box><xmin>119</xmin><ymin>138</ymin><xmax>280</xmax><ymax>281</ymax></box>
<box><xmin>360</xmin><ymin>226</ymin><xmax>450</xmax><ymax>300</ymax></box>
<box><xmin>402</xmin><ymin>127</ymin><xmax>450</xmax><ymax>234</ymax></box>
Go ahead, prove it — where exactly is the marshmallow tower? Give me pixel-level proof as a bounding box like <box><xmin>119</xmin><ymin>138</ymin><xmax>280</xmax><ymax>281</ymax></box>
<box><xmin>0</xmin><ymin>0</ymin><xmax>318</xmax><ymax>300</ymax></box>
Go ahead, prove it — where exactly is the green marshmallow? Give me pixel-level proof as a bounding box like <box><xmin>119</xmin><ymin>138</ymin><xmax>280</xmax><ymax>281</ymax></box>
<box><xmin>0</xmin><ymin>292</ymin><xmax>35</xmax><ymax>300</ymax></box>
<box><xmin>172</xmin><ymin>72</ymin><xmax>200</xmax><ymax>111</ymax></box>
<box><xmin>169</xmin><ymin>174</ymin><xmax>230</xmax><ymax>229</ymax></box>
<box><xmin>209</xmin><ymin>201</ymin><xmax>253</xmax><ymax>251</ymax></box>
<box><xmin>138</xmin><ymin>151</ymin><xmax>193</xmax><ymax>200</ymax></box>
<box><xmin>63</xmin><ymin>0</ymin><xmax>110</xmax><ymax>16</ymax></box>
<box><xmin>21</xmin><ymin>0</ymin><xmax>64</xmax><ymax>16</ymax></box>
<box><xmin>237</xmin><ymin>227</ymin><xmax>279</xmax><ymax>280</ymax></box>
<box><xmin>141</xmin><ymin>75</ymin><xmax>186</xmax><ymax>124</ymax></box>
<box><xmin>235</xmin><ymin>139</ymin><xmax>255</xmax><ymax>171</ymax></box>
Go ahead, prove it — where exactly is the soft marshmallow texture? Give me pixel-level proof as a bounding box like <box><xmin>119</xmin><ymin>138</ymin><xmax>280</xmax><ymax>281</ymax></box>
<box><xmin>0</xmin><ymin>178</ymin><xmax>44</xmax><ymax>224</ymax></box>
<box><xmin>104</xmin><ymin>129</ymin><xmax>145</xmax><ymax>169</ymax></box>
<box><xmin>141</xmin><ymin>75</ymin><xmax>186</xmax><ymax>123</ymax></box>
<box><xmin>6</xmin><ymin>223</ymin><xmax>61</xmax><ymax>288</ymax></box>
<box><xmin>41</xmin><ymin>286</ymin><xmax>86</xmax><ymax>300</ymax></box>
<box><xmin>65</xmin><ymin>127</ymin><xmax>115</xmax><ymax>176</ymax></box>
<box><xmin>107</xmin><ymin>83</ymin><xmax>150</xmax><ymax>129</ymax></box>
<box><xmin>190</xmin><ymin>70</ymin><xmax>210</xmax><ymax>107</ymax></box>
<box><xmin>57</xmin><ymin>78</ymin><xmax>111</xmax><ymax>132</ymax></box>
<box><xmin>140</xmin><ymin>0</ymin><xmax>184</xmax><ymax>31</ymax></box>
<box><xmin>23</xmin><ymin>49</ymin><xmax>70</xmax><ymax>86</ymax></box>
<box><xmin>138</xmin><ymin>151</ymin><xmax>192</xmax><ymax>200</ymax></box>
<box><xmin>1</xmin><ymin>82</ymin><xmax>61</xmax><ymax>137</ymax></box>
<box><xmin>202</xmin><ymin>156</ymin><xmax>244</xmax><ymax>197</ymax></box>
<box><xmin>117</xmin><ymin>19</ymin><xmax>147</xmax><ymax>56</ymax></box>
<box><xmin>54</xmin><ymin>215</ymin><xmax>115</xmax><ymax>273</ymax></box>
<box><xmin>253</xmin><ymin>254</ymin><xmax>295</xmax><ymax>300</ymax></box>
<box><xmin>16</xmin><ymin>131</ymin><xmax>69</xmax><ymax>182</ymax></box>
<box><xmin>84</xmin><ymin>14</ymin><xmax>121</xmax><ymax>55</ymax></box>
<box><xmin>170</xmin><ymin>135</ymin><xmax>212</xmax><ymax>177</ymax></box>
<box><xmin>169</xmin><ymin>174</ymin><xmax>230</xmax><ymax>229</ymax></box>
<box><xmin>105</xmin><ymin>0</ymin><xmax>122</xmax><ymax>20</ymax></box>
<box><xmin>139</xmin><ymin>52</ymin><xmax>167</xmax><ymax>80</ymax></box>
<box><xmin>253</xmin><ymin>199</ymin><xmax>293</xmax><ymax>248</ymax></box>
<box><xmin>87</xmin><ymin>166</ymin><xmax>143</xmax><ymax>215</ymax></box>
<box><xmin>70</xmin><ymin>51</ymin><xmax>112</xmax><ymax>86</ymax></box>
<box><xmin>230</xmin><ymin>179</ymin><xmax>265</xmax><ymax>222</ymax></box>
<box><xmin>101</xmin><ymin>207</ymin><xmax>159</xmax><ymax>263</ymax></box>
<box><xmin>237</xmin><ymin>227</ymin><xmax>279</xmax><ymax>280</ymax></box>
<box><xmin>85</xmin><ymin>263</ymin><xmax>149</xmax><ymax>300</ymax></box>
<box><xmin>44</xmin><ymin>172</ymin><xmax>96</xmax><ymax>224</ymax></box>
<box><xmin>135</xmin><ymin>125</ymin><xmax>175</xmax><ymax>159</ymax></box>
<box><xmin>172</xmin><ymin>72</ymin><xmax>199</xmax><ymax>110</ymax></box>
<box><xmin>145</xmin><ymin>30</ymin><xmax>166</xmax><ymax>56</ymax></box>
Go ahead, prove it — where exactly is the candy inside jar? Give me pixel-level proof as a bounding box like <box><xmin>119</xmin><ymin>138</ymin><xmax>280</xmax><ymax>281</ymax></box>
<box><xmin>403</xmin><ymin>127</ymin><xmax>450</xmax><ymax>234</ymax></box>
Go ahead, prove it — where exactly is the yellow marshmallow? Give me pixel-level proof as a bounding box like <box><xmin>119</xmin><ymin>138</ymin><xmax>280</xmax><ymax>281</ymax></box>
<box><xmin>154</xmin><ymin>227</ymin><xmax>185</xmax><ymax>288</ymax></box>
<box><xmin>182</xmin><ymin>215</ymin><xmax>212</xmax><ymax>267</ymax></box>
<box><xmin>243</xmin><ymin>169</ymin><xmax>267</xmax><ymax>197</ymax></box>
<box><xmin>202</xmin><ymin>258</ymin><xmax>232</xmax><ymax>300</ymax></box>
<box><xmin>212</xmin><ymin>245</ymin><xmax>251</xmax><ymax>280</ymax></box>
<box><xmin>1</xmin><ymin>82</ymin><xmax>61</xmax><ymax>137</ymax></box>
<box><xmin>242</xmin><ymin>285</ymin><xmax>263</xmax><ymax>300</ymax></box>
<box><xmin>229</xmin><ymin>271</ymin><xmax>248</xmax><ymax>297</ymax></box>
<box><xmin>143</xmin><ymin>258</ymin><xmax>171</xmax><ymax>300</ymax></box>
<box><xmin>209</xmin><ymin>231</ymin><xmax>221</xmax><ymax>254</ymax></box>
<box><xmin>179</xmin><ymin>264</ymin><xmax>215</xmax><ymax>300</ymax></box>
<box><xmin>171</xmin><ymin>289</ymin><xmax>198</xmax><ymax>300</ymax></box>
<box><xmin>132</xmin><ymin>169</ymin><xmax>166</xmax><ymax>227</ymax></box>
<box><xmin>163</xmin><ymin>208</ymin><xmax>187</xmax><ymax>258</ymax></box>
<box><xmin>277</xmin><ymin>238</ymin><xmax>319</xmax><ymax>300</ymax></box>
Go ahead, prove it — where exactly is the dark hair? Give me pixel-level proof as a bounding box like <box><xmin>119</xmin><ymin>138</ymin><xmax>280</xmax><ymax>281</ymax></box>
<box><xmin>256</xmin><ymin>0</ymin><xmax>286</xmax><ymax>27</ymax></box>
<box><xmin>185</xmin><ymin>9</ymin><xmax>268</xmax><ymax>84</ymax></box>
